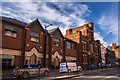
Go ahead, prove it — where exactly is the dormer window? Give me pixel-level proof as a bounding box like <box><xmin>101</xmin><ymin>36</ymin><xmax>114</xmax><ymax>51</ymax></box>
<box><xmin>30</xmin><ymin>32</ymin><xmax>39</xmax><ymax>42</ymax></box>
<box><xmin>54</xmin><ymin>38</ymin><xmax>60</xmax><ymax>46</ymax></box>
<box><xmin>4</xmin><ymin>25</ymin><xmax>18</xmax><ymax>38</ymax></box>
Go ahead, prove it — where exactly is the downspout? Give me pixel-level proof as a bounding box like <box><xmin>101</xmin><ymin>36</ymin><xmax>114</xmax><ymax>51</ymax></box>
<box><xmin>21</xmin><ymin>28</ymin><xmax>27</xmax><ymax>68</ymax></box>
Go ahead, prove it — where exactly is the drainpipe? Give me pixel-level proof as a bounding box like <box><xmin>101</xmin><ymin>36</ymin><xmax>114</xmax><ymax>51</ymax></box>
<box><xmin>21</xmin><ymin>28</ymin><xmax>27</xmax><ymax>68</ymax></box>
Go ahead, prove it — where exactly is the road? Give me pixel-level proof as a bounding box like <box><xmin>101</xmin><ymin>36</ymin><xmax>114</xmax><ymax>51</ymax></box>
<box><xmin>64</xmin><ymin>68</ymin><xmax>120</xmax><ymax>80</ymax></box>
<box><xmin>2</xmin><ymin>68</ymin><xmax>120</xmax><ymax>80</ymax></box>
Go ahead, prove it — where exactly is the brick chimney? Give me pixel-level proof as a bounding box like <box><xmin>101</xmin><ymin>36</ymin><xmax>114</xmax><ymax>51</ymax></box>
<box><xmin>112</xmin><ymin>43</ymin><xmax>116</xmax><ymax>51</ymax></box>
<box><xmin>88</xmin><ymin>22</ymin><xmax>94</xmax><ymax>29</ymax></box>
<box><xmin>66</xmin><ymin>29</ymin><xmax>72</xmax><ymax>35</ymax></box>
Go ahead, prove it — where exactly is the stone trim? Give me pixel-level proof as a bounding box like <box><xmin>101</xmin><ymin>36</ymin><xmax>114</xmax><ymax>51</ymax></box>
<box><xmin>1</xmin><ymin>48</ymin><xmax>21</xmax><ymax>56</ymax></box>
<box><xmin>52</xmin><ymin>51</ymin><xmax>62</xmax><ymax>61</ymax></box>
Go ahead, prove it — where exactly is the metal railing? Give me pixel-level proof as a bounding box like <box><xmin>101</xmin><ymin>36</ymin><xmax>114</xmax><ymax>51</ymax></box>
<box><xmin>2</xmin><ymin>65</ymin><xmax>120</xmax><ymax>80</ymax></box>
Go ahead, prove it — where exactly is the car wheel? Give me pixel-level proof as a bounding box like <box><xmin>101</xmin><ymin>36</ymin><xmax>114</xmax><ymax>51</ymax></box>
<box><xmin>79</xmin><ymin>68</ymin><xmax>82</xmax><ymax>72</ymax></box>
<box><xmin>22</xmin><ymin>72</ymin><xmax>29</xmax><ymax>78</ymax></box>
<box><xmin>43</xmin><ymin>71</ymin><xmax>49</xmax><ymax>77</ymax></box>
<box><xmin>68</xmin><ymin>69</ymin><xmax>71</xmax><ymax>73</ymax></box>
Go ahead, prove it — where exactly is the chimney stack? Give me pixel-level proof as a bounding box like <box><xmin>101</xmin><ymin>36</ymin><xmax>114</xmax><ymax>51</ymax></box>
<box><xmin>66</xmin><ymin>29</ymin><xmax>72</xmax><ymax>35</ymax></box>
<box><xmin>112</xmin><ymin>43</ymin><xmax>117</xmax><ymax>51</ymax></box>
<box><xmin>88</xmin><ymin>22</ymin><xmax>93</xmax><ymax>29</ymax></box>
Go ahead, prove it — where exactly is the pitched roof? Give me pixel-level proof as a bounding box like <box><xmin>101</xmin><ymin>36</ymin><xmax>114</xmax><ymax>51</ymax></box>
<box><xmin>26</xmin><ymin>18</ymin><xmax>38</xmax><ymax>27</ymax></box>
<box><xmin>48</xmin><ymin>28</ymin><xmax>58</xmax><ymax>35</ymax></box>
<box><xmin>0</xmin><ymin>16</ymin><xmax>27</xmax><ymax>27</ymax></box>
<box><xmin>26</xmin><ymin>18</ymin><xmax>44</xmax><ymax>32</ymax></box>
<box><xmin>48</xmin><ymin>28</ymin><xmax>64</xmax><ymax>38</ymax></box>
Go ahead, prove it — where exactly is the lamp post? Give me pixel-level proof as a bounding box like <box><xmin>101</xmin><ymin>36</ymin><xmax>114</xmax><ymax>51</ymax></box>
<box><xmin>43</xmin><ymin>24</ymin><xmax>53</xmax><ymax>67</ymax></box>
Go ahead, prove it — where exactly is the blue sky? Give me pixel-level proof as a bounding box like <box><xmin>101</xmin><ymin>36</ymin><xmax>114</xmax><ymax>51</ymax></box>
<box><xmin>0</xmin><ymin>2</ymin><xmax>118</xmax><ymax>46</ymax></box>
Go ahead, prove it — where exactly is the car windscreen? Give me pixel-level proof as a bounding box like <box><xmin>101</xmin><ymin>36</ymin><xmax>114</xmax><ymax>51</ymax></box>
<box><xmin>23</xmin><ymin>65</ymin><xmax>28</xmax><ymax>68</ymax></box>
<box><xmin>30</xmin><ymin>64</ymin><xmax>39</xmax><ymax>68</ymax></box>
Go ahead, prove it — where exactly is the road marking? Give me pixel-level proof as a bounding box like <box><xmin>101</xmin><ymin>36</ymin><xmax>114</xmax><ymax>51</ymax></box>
<box><xmin>77</xmin><ymin>75</ymin><xmax>119</xmax><ymax>79</ymax></box>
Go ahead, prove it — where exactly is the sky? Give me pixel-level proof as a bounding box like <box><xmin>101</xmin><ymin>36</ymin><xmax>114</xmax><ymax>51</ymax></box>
<box><xmin>0</xmin><ymin>1</ymin><xmax>118</xmax><ymax>47</ymax></box>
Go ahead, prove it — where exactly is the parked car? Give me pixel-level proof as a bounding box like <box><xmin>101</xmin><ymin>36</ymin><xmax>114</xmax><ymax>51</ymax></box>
<box><xmin>59</xmin><ymin>62</ymin><xmax>82</xmax><ymax>73</ymax></box>
<box><xmin>115</xmin><ymin>58</ymin><xmax>120</xmax><ymax>65</ymax></box>
<box><xmin>10</xmin><ymin>64</ymin><xmax>49</xmax><ymax>78</ymax></box>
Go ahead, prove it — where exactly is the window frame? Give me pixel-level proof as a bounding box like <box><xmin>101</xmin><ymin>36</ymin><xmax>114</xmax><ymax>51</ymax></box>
<box><xmin>53</xmin><ymin>38</ymin><xmax>60</xmax><ymax>46</ymax></box>
<box><xmin>30</xmin><ymin>32</ymin><xmax>40</xmax><ymax>42</ymax></box>
<box><xmin>66</xmin><ymin>41</ymin><xmax>71</xmax><ymax>49</ymax></box>
<box><xmin>4</xmin><ymin>25</ymin><xmax>18</xmax><ymax>38</ymax></box>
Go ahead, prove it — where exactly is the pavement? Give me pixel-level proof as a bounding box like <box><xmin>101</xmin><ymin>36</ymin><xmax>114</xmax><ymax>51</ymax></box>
<box><xmin>41</xmin><ymin>68</ymin><xmax>119</xmax><ymax>80</ymax></box>
<box><xmin>53</xmin><ymin>68</ymin><xmax>120</xmax><ymax>80</ymax></box>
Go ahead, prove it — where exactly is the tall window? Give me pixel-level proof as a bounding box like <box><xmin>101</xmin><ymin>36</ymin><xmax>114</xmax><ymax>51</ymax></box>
<box><xmin>66</xmin><ymin>42</ymin><xmax>71</xmax><ymax>49</ymax></box>
<box><xmin>83</xmin><ymin>55</ymin><xmax>86</xmax><ymax>64</ymax></box>
<box><xmin>4</xmin><ymin>25</ymin><xmax>18</xmax><ymax>37</ymax></box>
<box><xmin>2</xmin><ymin>58</ymin><xmax>12</xmax><ymax>69</ymax></box>
<box><xmin>74</xmin><ymin>43</ymin><xmax>77</xmax><ymax>49</ymax></box>
<box><xmin>54</xmin><ymin>38</ymin><xmax>60</xmax><ymax>46</ymax></box>
<box><xmin>83</xmin><ymin>43</ymin><xmax>87</xmax><ymax>51</ymax></box>
<box><xmin>84</xmin><ymin>44</ymin><xmax>87</xmax><ymax>51</ymax></box>
<box><xmin>83</xmin><ymin>55</ymin><xmax>87</xmax><ymax>64</ymax></box>
<box><xmin>91</xmin><ymin>44</ymin><xmax>93</xmax><ymax>53</ymax></box>
<box><xmin>30</xmin><ymin>32</ymin><xmax>39</xmax><ymax>42</ymax></box>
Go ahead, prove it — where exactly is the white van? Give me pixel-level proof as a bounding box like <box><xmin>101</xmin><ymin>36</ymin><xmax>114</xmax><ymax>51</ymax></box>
<box><xmin>59</xmin><ymin>62</ymin><xmax>82</xmax><ymax>73</ymax></box>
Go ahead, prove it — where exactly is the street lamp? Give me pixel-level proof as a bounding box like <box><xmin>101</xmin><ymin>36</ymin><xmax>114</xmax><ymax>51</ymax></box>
<box><xmin>43</xmin><ymin>24</ymin><xmax>53</xmax><ymax>67</ymax></box>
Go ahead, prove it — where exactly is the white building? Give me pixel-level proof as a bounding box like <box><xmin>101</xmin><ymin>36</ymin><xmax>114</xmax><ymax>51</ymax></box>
<box><xmin>101</xmin><ymin>45</ymin><xmax>106</xmax><ymax>64</ymax></box>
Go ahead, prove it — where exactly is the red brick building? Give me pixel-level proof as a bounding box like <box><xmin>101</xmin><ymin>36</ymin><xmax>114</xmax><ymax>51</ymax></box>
<box><xmin>65</xmin><ymin>23</ymin><xmax>101</xmax><ymax>68</ymax></box>
<box><xmin>1</xmin><ymin>16</ymin><xmax>101</xmax><ymax>69</ymax></box>
<box><xmin>1</xmin><ymin>16</ymin><xmax>27</xmax><ymax>68</ymax></box>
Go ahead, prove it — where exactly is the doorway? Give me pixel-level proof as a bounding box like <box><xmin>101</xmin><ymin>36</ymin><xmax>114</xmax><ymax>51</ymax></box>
<box><xmin>30</xmin><ymin>54</ymin><xmax>37</xmax><ymax>64</ymax></box>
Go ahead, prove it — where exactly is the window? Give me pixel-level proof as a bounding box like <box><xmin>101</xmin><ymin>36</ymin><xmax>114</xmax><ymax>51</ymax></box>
<box><xmin>30</xmin><ymin>32</ymin><xmax>39</xmax><ymax>42</ymax></box>
<box><xmin>72</xmin><ymin>31</ymin><xmax>76</xmax><ymax>33</ymax></box>
<box><xmin>54</xmin><ymin>38</ymin><xmax>60</xmax><ymax>46</ymax></box>
<box><xmin>91</xmin><ymin>44</ymin><xmax>93</xmax><ymax>53</ymax></box>
<box><xmin>83</xmin><ymin>43</ymin><xmax>87</xmax><ymax>51</ymax></box>
<box><xmin>82</xmin><ymin>31</ymin><xmax>85</xmax><ymax>35</ymax></box>
<box><xmin>66</xmin><ymin>42</ymin><xmax>71</xmax><ymax>49</ymax></box>
<box><xmin>83</xmin><ymin>55</ymin><xmax>86</xmax><ymax>64</ymax></box>
<box><xmin>4</xmin><ymin>25</ymin><xmax>18</xmax><ymax>37</ymax></box>
<box><xmin>83</xmin><ymin>55</ymin><xmax>87</xmax><ymax>64</ymax></box>
<box><xmin>84</xmin><ymin>44</ymin><xmax>87</xmax><ymax>51</ymax></box>
<box><xmin>2</xmin><ymin>58</ymin><xmax>12</xmax><ymax>69</ymax></box>
<box><xmin>74</xmin><ymin>44</ymin><xmax>77</xmax><ymax>49</ymax></box>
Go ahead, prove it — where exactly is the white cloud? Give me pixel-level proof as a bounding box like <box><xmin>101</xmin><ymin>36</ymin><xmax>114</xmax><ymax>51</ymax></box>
<box><xmin>2</xmin><ymin>2</ymin><xmax>90</xmax><ymax>36</ymax></box>
<box><xmin>98</xmin><ymin>14</ymin><xmax>118</xmax><ymax>37</ymax></box>
<box><xmin>94</xmin><ymin>32</ymin><xmax>108</xmax><ymax>47</ymax></box>
<box><xmin>98</xmin><ymin>13</ymin><xmax>118</xmax><ymax>36</ymax></box>
<box><xmin>98</xmin><ymin>12</ymin><xmax>118</xmax><ymax>45</ymax></box>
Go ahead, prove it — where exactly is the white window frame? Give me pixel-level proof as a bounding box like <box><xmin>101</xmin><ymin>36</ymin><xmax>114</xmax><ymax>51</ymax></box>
<box><xmin>66</xmin><ymin>42</ymin><xmax>71</xmax><ymax>49</ymax></box>
<box><xmin>4</xmin><ymin>25</ymin><xmax>18</xmax><ymax>38</ymax></box>
<box><xmin>30</xmin><ymin>32</ymin><xmax>39</xmax><ymax>42</ymax></box>
<box><xmin>54</xmin><ymin>38</ymin><xmax>60</xmax><ymax>46</ymax></box>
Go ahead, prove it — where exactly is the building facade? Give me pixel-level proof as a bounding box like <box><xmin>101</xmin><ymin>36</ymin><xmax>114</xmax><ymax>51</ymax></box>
<box><xmin>1</xmin><ymin>16</ymin><xmax>101</xmax><ymax>69</ymax></box>
<box><xmin>111</xmin><ymin>43</ymin><xmax>120</xmax><ymax>59</ymax></box>
<box><xmin>101</xmin><ymin>44</ymin><xmax>106</xmax><ymax>64</ymax></box>
<box><xmin>1</xmin><ymin>16</ymin><xmax>27</xmax><ymax>69</ymax></box>
<box><xmin>65</xmin><ymin>23</ymin><xmax>101</xmax><ymax>68</ymax></box>
<box><xmin>104</xmin><ymin>46</ymin><xmax>116</xmax><ymax>64</ymax></box>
